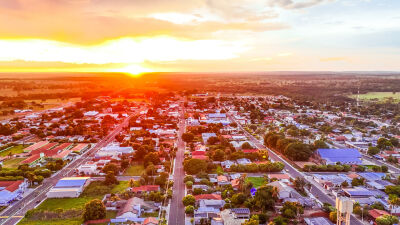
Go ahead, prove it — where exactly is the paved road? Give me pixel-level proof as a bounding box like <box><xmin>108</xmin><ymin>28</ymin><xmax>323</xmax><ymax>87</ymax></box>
<box><xmin>168</xmin><ymin>107</ymin><xmax>186</xmax><ymax>225</ymax></box>
<box><xmin>228</xmin><ymin>113</ymin><xmax>365</xmax><ymax>225</ymax></box>
<box><xmin>0</xmin><ymin>114</ymin><xmax>134</xmax><ymax>225</ymax></box>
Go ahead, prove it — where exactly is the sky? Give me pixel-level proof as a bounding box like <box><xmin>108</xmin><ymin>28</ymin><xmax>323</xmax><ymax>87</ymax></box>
<box><xmin>0</xmin><ymin>0</ymin><xmax>399</xmax><ymax>74</ymax></box>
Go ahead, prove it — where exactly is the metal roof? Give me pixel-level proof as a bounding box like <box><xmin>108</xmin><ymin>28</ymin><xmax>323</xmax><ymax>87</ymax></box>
<box><xmin>54</xmin><ymin>178</ymin><xmax>88</xmax><ymax>188</ymax></box>
<box><xmin>317</xmin><ymin>148</ymin><xmax>362</xmax><ymax>164</ymax></box>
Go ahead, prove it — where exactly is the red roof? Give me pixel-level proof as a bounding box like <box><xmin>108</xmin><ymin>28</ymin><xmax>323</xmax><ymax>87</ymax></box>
<box><xmin>192</xmin><ymin>151</ymin><xmax>206</xmax><ymax>156</ymax></box>
<box><xmin>243</xmin><ymin>149</ymin><xmax>258</xmax><ymax>154</ymax></box>
<box><xmin>368</xmin><ymin>209</ymin><xmax>389</xmax><ymax>219</ymax></box>
<box><xmin>192</xmin><ymin>155</ymin><xmax>208</xmax><ymax>160</ymax></box>
<box><xmin>268</xmin><ymin>174</ymin><xmax>290</xmax><ymax>180</ymax></box>
<box><xmin>143</xmin><ymin>217</ymin><xmax>158</xmax><ymax>225</ymax></box>
<box><xmin>30</xmin><ymin>142</ymin><xmax>58</xmax><ymax>155</ymax></box>
<box><xmin>21</xmin><ymin>154</ymin><xmax>41</xmax><ymax>164</ymax></box>
<box><xmin>0</xmin><ymin>180</ymin><xmax>24</xmax><ymax>192</ymax></box>
<box><xmin>131</xmin><ymin>185</ymin><xmax>160</xmax><ymax>193</ymax></box>
<box><xmin>194</xmin><ymin>194</ymin><xmax>222</xmax><ymax>201</ymax></box>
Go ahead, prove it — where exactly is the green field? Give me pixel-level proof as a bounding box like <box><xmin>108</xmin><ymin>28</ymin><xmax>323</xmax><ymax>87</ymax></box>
<box><xmin>246</xmin><ymin>177</ymin><xmax>266</xmax><ymax>188</ymax></box>
<box><xmin>0</xmin><ymin>145</ymin><xmax>28</xmax><ymax>157</ymax></box>
<box><xmin>111</xmin><ymin>181</ymin><xmax>130</xmax><ymax>194</ymax></box>
<box><xmin>2</xmin><ymin>157</ymin><xmax>27</xmax><ymax>168</ymax></box>
<box><xmin>18</xmin><ymin>211</ymin><xmax>117</xmax><ymax>225</ymax></box>
<box><xmin>351</xmin><ymin>92</ymin><xmax>400</xmax><ymax>101</ymax></box>
<box><xmin>123</xmin><ymin>164</ymin><xmax>145</xmax><ymax>176</ymax></box>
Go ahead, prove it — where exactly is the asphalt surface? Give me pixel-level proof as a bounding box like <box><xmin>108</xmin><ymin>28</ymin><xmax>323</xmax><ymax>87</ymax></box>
<box><xmin>0</xmin><ymin>114</ymin><xmax>133</xmax><ymax>225</ymax></box>
<box><xmin>228</xmin><ymin>113</ymin><xmax>365</xmax><ymax>225</ymax></box>
<box><xmin>168</xmin><ymin>108</ymin><xmax>186</xmax><ymax>225</ymax></box>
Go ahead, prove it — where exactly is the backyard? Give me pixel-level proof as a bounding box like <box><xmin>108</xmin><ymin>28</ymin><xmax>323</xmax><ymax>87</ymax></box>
<box><xmin>123</xmin><ymin>164</ymin><xmax>145</xmax><ymax>176</ymax></box>
<box><xmin>246</xmin><ymin>177</ymin><xmax>266</xmax><ymax>188</ymax></box>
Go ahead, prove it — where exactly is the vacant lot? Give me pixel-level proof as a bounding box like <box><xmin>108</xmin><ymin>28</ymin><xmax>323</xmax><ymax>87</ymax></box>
<box><xmin>351</xmin><ymin>92</ymin><xmax>400</xmax><ymax>101</ymax></box>
<box><xmin>123</xmin><ymin>164</ymin><xmax>145</xmax><ymax>176</ymax></box>
<box><xmin>0</xmin><ymin>145</ymin><xmax>28</xmax><ymax>157</ymax></box>
<box><xmin>2</xmin><ymin>157</ymin><xmax>27</xmax><ymax>168</ymax></box>
<box><xmin>246</xmin><ymin>177</ymin><xmax>266</xmax><ymax>188</ymax></box>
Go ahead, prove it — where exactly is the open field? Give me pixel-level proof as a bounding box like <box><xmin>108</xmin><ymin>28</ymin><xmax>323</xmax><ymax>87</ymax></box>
<box><xmin>0</xmin><ymin>145</ymin><xmax>28</xmax><ymax>157</ymax></box>
<box><xmin>351</xmin><ymin>92</ymin><xmax>400</xmax><ymax>101</ymax></box>
<box><xmin>123</xmin><ymin>164</ymin><xmax>145</xmax><ymax>176</ymax></box>
<box><xmin>246</xmin><ymin>177</ymin><xmax>266</xmax><ymax>188</ymax></box>
<box><xmin>2</xmin><ymin>157</ymin><xmax>27</xmax><ymax>168</ymax></box>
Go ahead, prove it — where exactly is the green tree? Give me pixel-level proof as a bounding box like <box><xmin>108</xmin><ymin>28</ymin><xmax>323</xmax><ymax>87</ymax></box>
<box><xmin>376</xmin><ymin>215</ymin><xmax>399</xmax><ymax>225</ymax></box>
<box><xmin>82</xmin><ymin>199</ymin><xmax>106</xmax><ymax>221</ymax></box>
<box><xmin>368</xmin><ymin>146</ymin><xmax>380</xmax><ymax>156</ymax></box>
<box><xmin>182</xmin><ymin>195</ymin><xmax>196</xmax><ymax>206</ymax></box>
<box><xmin>241</xmin><ymin>142</ymin><xmax>252</xmax><ymax>150</ymax></box>
<box><xmin>185</xmin><ymin>205</ymin><xmax>194</xmax><ymax>214</ymax></box>
<box><xmin>104</xmin><ymin>172</ymin><xmax>118</xmax><ymax>185</ymax></box>
<box><xmin>313</xmin><ymin>140</ymin><xmax>329</xmax><ymax>149</ymax></box>
<box><xmin>183</xmin><ymin>158</ymin><xmax>207</xmax><ymax>175</ymax></box>
<box><xmin>284</xmin><ymin>142</ymin><xmax>313</xmax><ymax>161</ymax></box>
<box><xmin>254</xmin><ymin>186</ymin><xmax>278</xmax><ymax>212</ymax></box>
<box><xmin>213</xmin><ymin>149</ymin><xmax>225</xmax><ymax>161</ymax></box>
<box><xmin>102</xmin><ymin>163</ymin><xmax>119</xmax><ymax>175</ymax></box>
<box><xmin>144</xmin><ymin>152</ymin><xmax>161</xmax><ymax>167</ymax></box>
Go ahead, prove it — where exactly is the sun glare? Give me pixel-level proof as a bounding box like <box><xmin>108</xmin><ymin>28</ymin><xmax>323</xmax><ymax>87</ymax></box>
<box><xmin>110</xmin><ymin>64</ymin><xmax>153</xmax><ymax>76</ymax></box>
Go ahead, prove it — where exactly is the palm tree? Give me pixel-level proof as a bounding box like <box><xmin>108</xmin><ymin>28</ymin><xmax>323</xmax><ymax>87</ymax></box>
<box><xmin>238</xmin><ymin>174</ymin><xmax>247</xmax><ymax>192</ymax></box>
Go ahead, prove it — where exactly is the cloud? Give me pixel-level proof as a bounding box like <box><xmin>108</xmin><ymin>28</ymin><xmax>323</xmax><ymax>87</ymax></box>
<box><xmin>267</xmin><ymin>0</ymin><xmax>333</xmax><ymax>9</ymax></box>
<box><xmin>320</xmin><ymin>57</ymin><xmax>347</xmax><ymax>62</ymax></box>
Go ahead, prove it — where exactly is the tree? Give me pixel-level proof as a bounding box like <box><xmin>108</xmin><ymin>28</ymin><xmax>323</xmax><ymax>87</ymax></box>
<box><xmin>281</xmin><ymin>201</ymin><xmax>303</xmax><ymax>219</ymax></box>
<box><xmin>182</xmin><ymin>133</ymin><xmax>194</xmax><ymax>143</ymax></box>
<box><xmin>293</xmin><ymin>177</ymin><xmax>307</xmax><ymax>193</ymax></box>
<box><xmin>368</xmin><ymin>146</ymin><xmax>380</xmax><ymax>156</ymax></box>
<box><xmin>82</xmin><ymin>199</ymin><xmax>106</xmax><ymax>221</ymax></box>
<box><xmin>269</xmin><ymin>216</ymin><xmax>288</xmax><ymax>225</ymax></box>
<box><xmin>213</xmin><ymin>149</ymin><xmax>225</xmax><ymax>161</ymax></box>
<box><xmin>377</xmin><ymin>138</ymin><xmax>393</xmax><ymax>150</ymax></box>
<box><xmin>185</xmin><ymin>205</ymin><xmax>194</xmax><ymax>214</ymax></box>
<box><xmin>104</xmin><ymin>172</ymin><xmax>118</xmax><ymax>185</ymax></box>
<box><xmin>241</xmin><ymin>142</ymin><xmax>252</xmax><ymax>150</ymax></box>
<box><xmin>341</xmin><ymin>181</ymin><xmax>349</xmax><ymax>188</ymax></box>
<box><xmin>183</xmin><ymin>158</ymin><xmax>207</xmax><ymax>175</ymax></box>
<box><xmin>207</xmin><ymin>136</ymin><xmax>219</xmax><ymax>145</ymax></box>
<box><xmin>329</xmin><ymin>211</ymin><xmax>337</xmax><ymax>223</ymax></box>
<box><xmin>352</xmin><ymin>178</ymin><xmax>365</xmax><ymax>186</ymax></box>
<box><xmin>144</xmin><ymin>152</ymin><xmax>160</xmax><ymax>167</ymax></box>
<box><xmin>184</xmin><ymin>175</ymin><xmax>195</xmax><ymax>183</ymax></box>
<box><xmin>182</xmin><ymin>195</ymin><xmax>196</xmax><ymax>206</ymax></box>
<box><xmin>145</xmin><ymin>164</ymin><xmax>156</xmax><ymax>176</ymax></box>
<box><xmin>254</xmin><ymin>186</ymin><xmax>278</xmax><ymax>212</ymax></box>
<box><xmin>314</xmin><ymin>140</ymin><xmax>328</xmax><ymax>149</ymax></box>
<box><xmin>243</xmin><ymin>215</ymin><xmax>259</xmax><ymax>225</ymax></box>
<box><xmin>284</xmin><ymin>142</ymin><xmax>313</xmax><ymax>161</ymax></box>
<box><xmin>376</xmin><ymin>215</ymin><xmax>399</xmax><ymax>225</ymax></box>
<box><xmin>102</xmin><ymin>163</ymin><xmax>119</xmax><ymax>175</ymax></box>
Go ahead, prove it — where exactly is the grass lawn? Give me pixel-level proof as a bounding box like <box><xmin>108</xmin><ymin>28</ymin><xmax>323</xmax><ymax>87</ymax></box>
<box><xmin>0</xmin><ymin>145</ymin><xmax>28</xmax><ymax>157</ymax></box>
<box><xmin>140</xmin><ymin>212</ymin><xmax>159</xmax><ymax>218</ymax></box>
<box><xmin>246</xmin><ymin>177</ymin><xmax>266</xmax><ymax>188</ymax></box>
<box><xmin>18</xmin><ymin>218</ymin><xmax>82</xmax><ymax>225</ymax></box>
<box><xmin>2</xmin><ymin>157</ymin><xmax>27</xmax><ymax>168</ymax></box>
<box><xmin>351</xmin><ymin>92</ymin><xmax>400</xmax><ymax>101</ymax></box>
<box><xmin>37</xmin><ymin>196</ymin><xmax>99</xmax><ymax>211</ymax></box>
<box><xmin>123</xmin><ymin>164</ymin><xmax>144</xmax><ymax>176</ymax></box>
<box><xmin>111</xmin><ymin>181</ymin><xmax>130</xmax><ymax>194</ymax></box>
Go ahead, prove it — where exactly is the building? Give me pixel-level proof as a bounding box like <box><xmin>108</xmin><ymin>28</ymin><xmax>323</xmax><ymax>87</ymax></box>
<box><xmin>304</xmin><ymin>217</ymin><xmax>334</xmax><ymax>225</ymax></box>
<box><xmin>0</xmin><ymin>180</ymin><xmax>28</xmax><ymax>206</ymax></box>
<box><xmin>231</xmin><ymin>208</ymin><xmax>250</xmax><ymax>219</ymax></box>
<box><xmin>23</xmin><ymin>141</ymin><xmax>49</xmax><ymax>153</ymax></box>
<box><xmin>77</xmin><ymin>163</ymin><xmax>98</xmax><ymax>175</ymax></box>
<box><xmin>47</xmin><ymin>177</ymin><xmax>90</xmax><ymax>198</ymax></box>
<box><xmin>316</xmin><ymin>148</ymin><xmax>362</xmax><ymax>165</ymax></box>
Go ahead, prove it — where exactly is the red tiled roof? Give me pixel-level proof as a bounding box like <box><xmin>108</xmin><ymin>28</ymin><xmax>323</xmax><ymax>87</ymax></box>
<box><xmin>21</xmin><ymin>154</ymin><xmax>41</xmax><ymax>164</ymax></box>
<box><xmin>0</xmin><ymin>180</ymin><xmax>24</xmax><ymax>192</ymax></box>
<box><xmin>30</xmin><ymin>142</ymin><xmax>58</xmax><ymax>155</ymax></box>
<box><xmin>243</xmin><ymin>149</ymin><xmax>258</xmax><ymax>153</ymax></box>
<box><xmin>143</xmin><ymin>217</ymin><xmax>158</xmax><ymax>225</ymax></box>
<box><xmin>195</xmin><ymin>194</ymin><xmax>222</xmax><ymax>201</ymax></box>
<box><xmin>368</xmin><ymin>209</ymin><xmax>389</xmax><ymax>219</ymax></box>
<box><xmin>268</xmin><ymin>174</ymin><xmax>290</xmax><ymax>180</ymax></box>
<box><xmin>192</xmin><ymin>151</ymin><xmax>206</xmax><ymax>156</ymax></box>
<box><xmin>192</xmin><ymin>155</ymin><xmax>208</xmax><ymax>160</ymax></box>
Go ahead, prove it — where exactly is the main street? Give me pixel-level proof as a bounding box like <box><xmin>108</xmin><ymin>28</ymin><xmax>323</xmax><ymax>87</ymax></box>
<box><xmin>228</xmin><ymin>113</ymin><xmax>365</xmax><ymax>225</ymax></box>
<box><xmin>168</xmin><ymin>106</ymin><xmax>186</xmax><ymax>225</ymax></box>
<box><xmin>0</xmin><ymin>112</ymin><xmax>135</xmax><ymax>225</ymax></box>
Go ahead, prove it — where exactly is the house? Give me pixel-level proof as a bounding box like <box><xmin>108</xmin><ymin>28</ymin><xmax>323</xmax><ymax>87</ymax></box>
<box><xmin>0</xmin><ymin>180</ymin><xmax>28</xmax><ymax>206</ymax></box>
<box><xmin>199</xmin><ymin>199</ymin><xmax>225</xmax><ymax>210</ymax></box>
<box><xmin>143</xmin><ymin>217</ymin><xmax>158</xmax><ymax>225</ymax></box>
<box><xmin>195</xmin><ymin>194</ymin><xmax>222</xmax><ymax>202</ymax></box>
<box><xmin>316</xmin><ymin>148</ymin><xmax>362</xmax><ymax>165</ymax></box>
<box><xmin>20</xmin><ymin>153</ymin><xmax>43</xmax><ymax>167</ymax></box>
<box><xmin>342</xmin><ymin>187</ymin><xmax>376</xmax><ymax>199</ymax></box>
<box><xmin>236</xmin><ymin>158</ymin><xmax>251</xmax><ymax>165</ymax></box>
<box><xmin>217</xmin><ymin>175</ymin><xmax>230</xmax><ymax>186</ymax></box>
<box><xmin>47</xmin><ymin>177</ymin><xmax>90</xmax><ymax>198</ymax></box>
<box><xmin>368</xmin><ymin>209</ymin><xmax>389</xmax><ymax>221</ymax></box>
<box><xmin>77</xmin><ymin>163</ymin><xmax>98</xmax><ymax>175</ymax></box>
<box><xmin>116</xmin><ymin>197</ymin><xmax>158</xmax><ymax>220</ymax></box>
<box><xmin>194</xmin><ymin>207</ymin><xmax>220</xmax><ymax>225</ymax></box>
<box><xmin>268</xmin><ymin>181</ymin><xmax>296</xmax><ymax>200</ymax></box>
<box><xmin>304</xmin><ymin>217</ymin><xmax>334</xmax><ymax>225</ymax></box>
<box><xmin>221</xmin><ymin>160</ymin><xmax>235</xmax><ymax>169</ymax></box>
<box><xmin>231</xmin><ymin>208</ymin><xmax>250</xmax><ymax>219</ymax></box>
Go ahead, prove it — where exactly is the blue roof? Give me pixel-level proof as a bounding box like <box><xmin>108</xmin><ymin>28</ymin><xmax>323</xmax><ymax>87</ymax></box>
<box><xmin>55</xmin><ymin>179</ymin><xmax>87</xmax><ymax>188</ymax></box>
<box><xmin>317</xmin><ymin>148</ymin><xmax>362</xmax><ymax>165</ymax></box>
<box><xmin>202</xmin><ymin>133</ymin><xmax>216</xmax><ymax>138</ymax></box>
<box><xmin>344</xmin><ymin>187</ymin><xmax>374</xmax><ymax>196</ymax></box>
<box><xmin>358</xmin><ymin>172</ymin><xmax>386</xmax><ymax>181</ymax></box>
<box><xmin>208</xmin><ymin>113</ymin><xmax>226</xmax><ymax>118</ymax></box>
